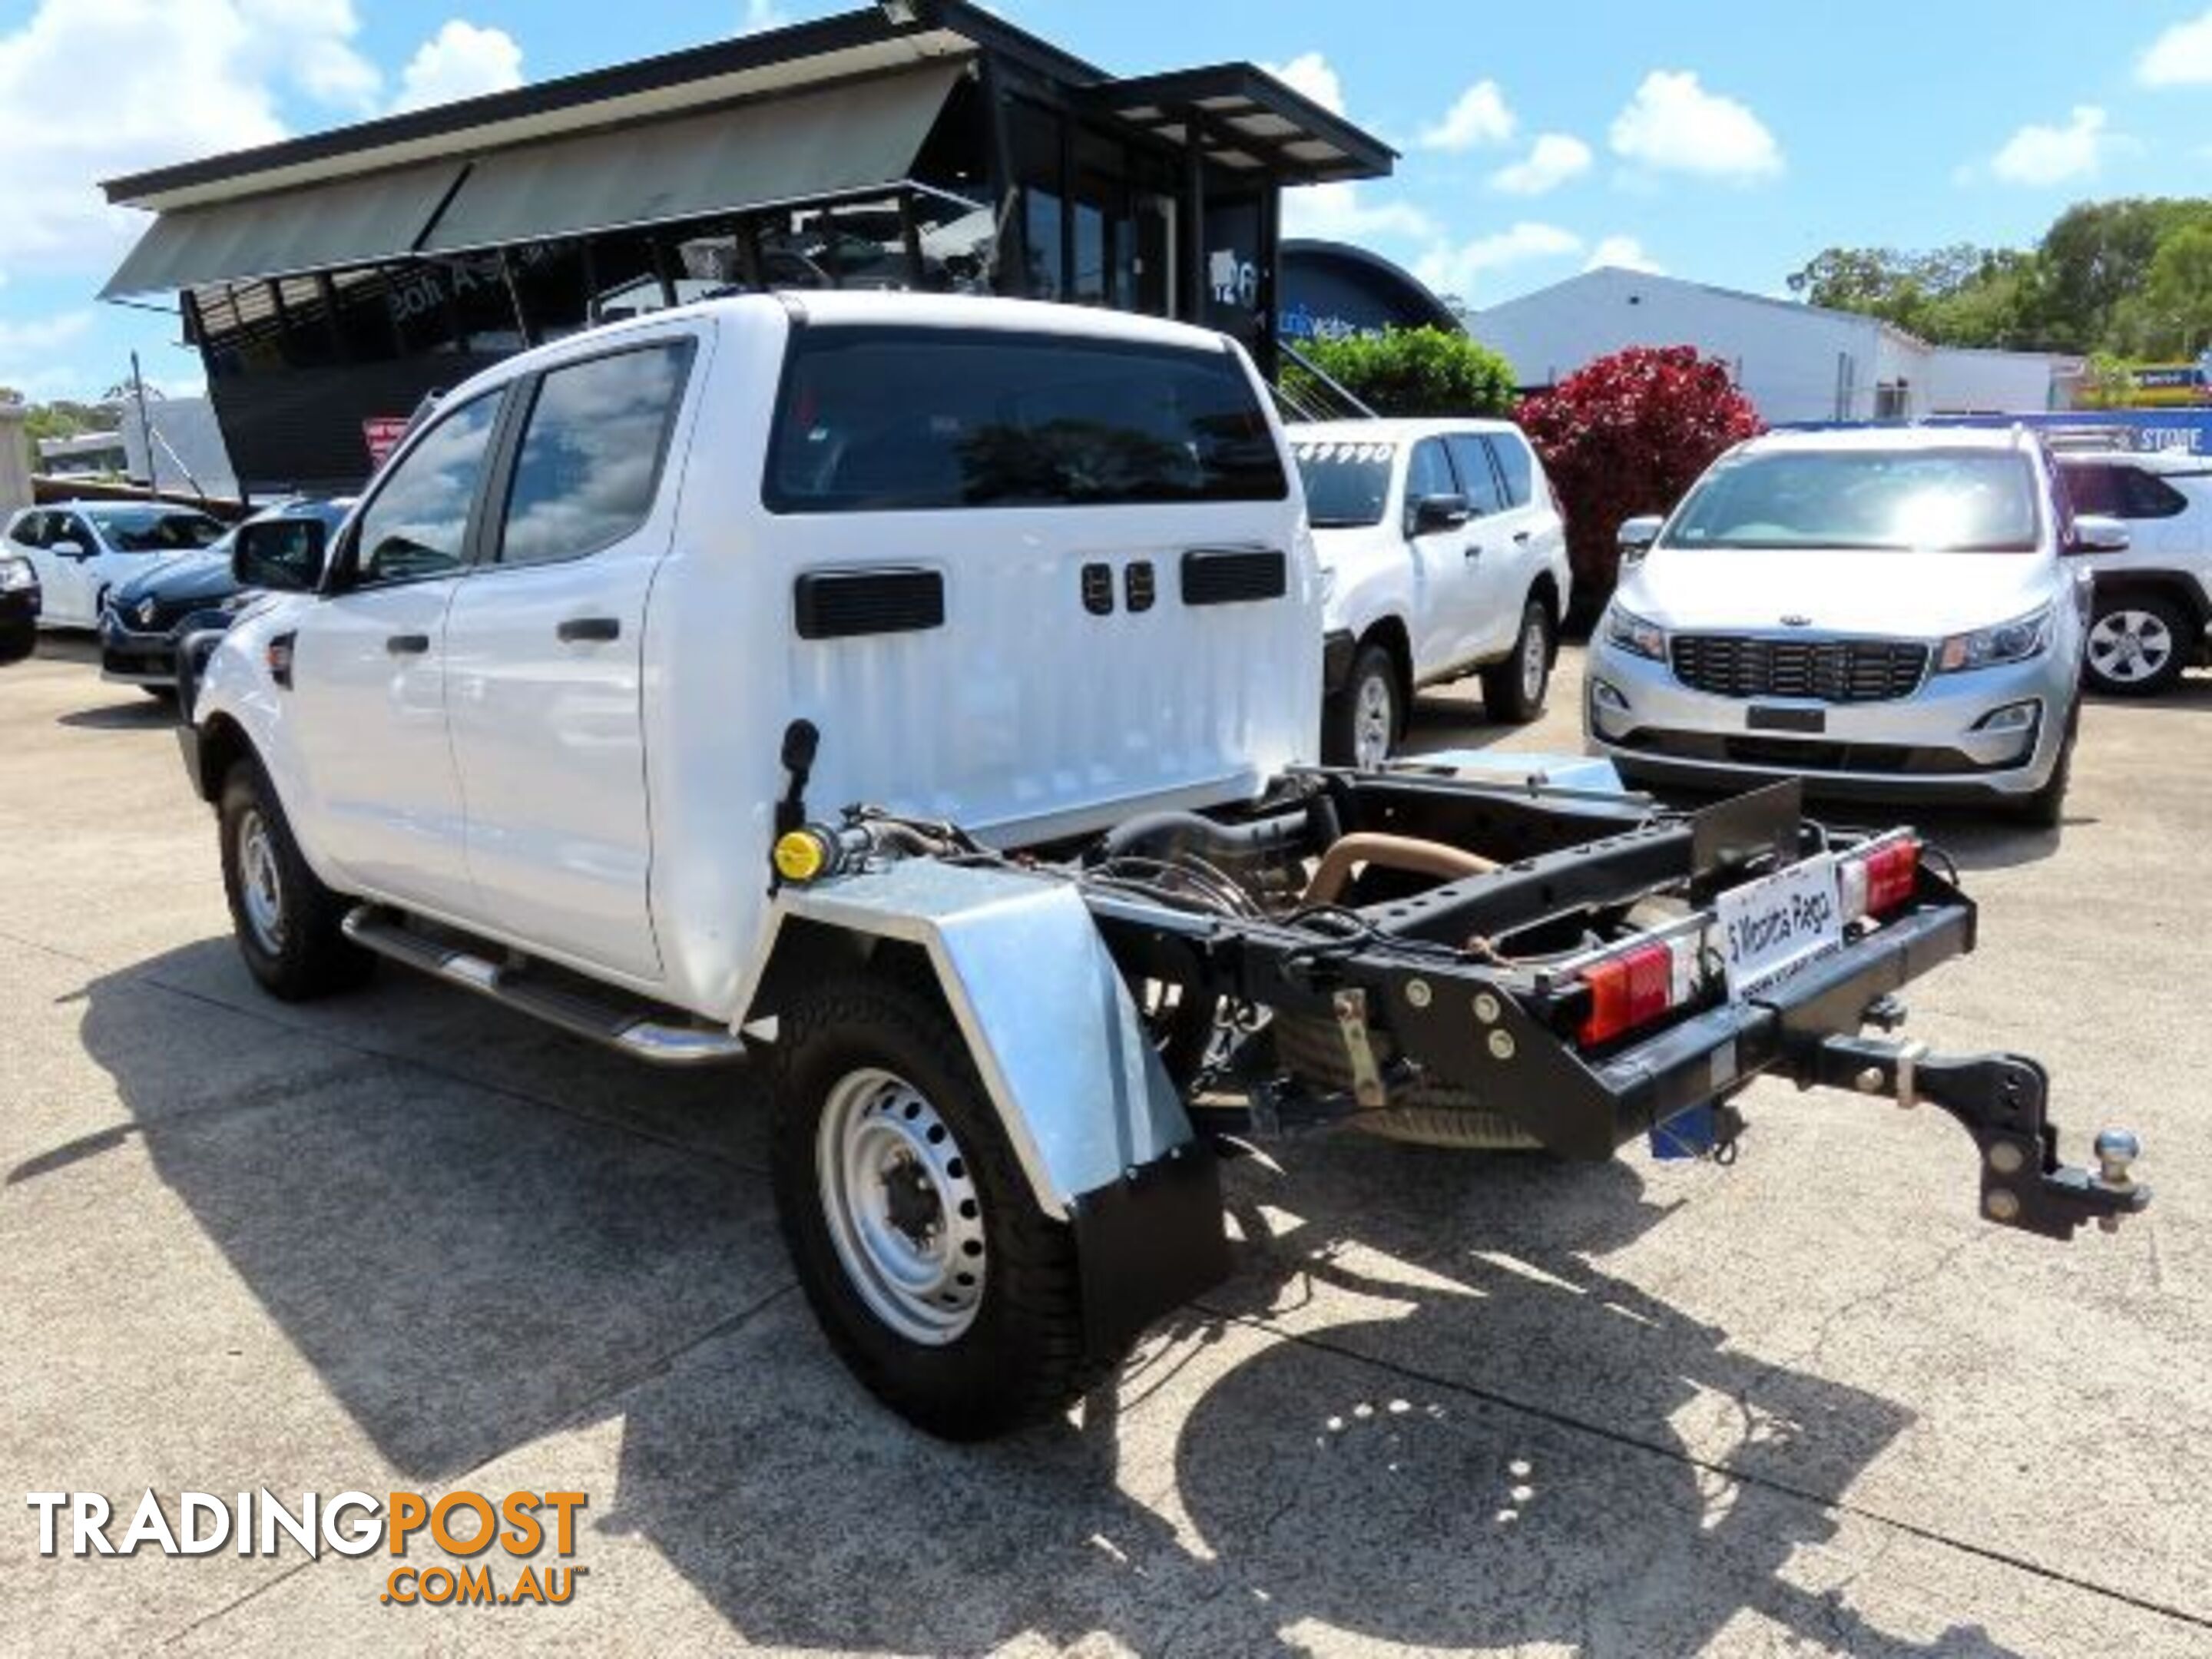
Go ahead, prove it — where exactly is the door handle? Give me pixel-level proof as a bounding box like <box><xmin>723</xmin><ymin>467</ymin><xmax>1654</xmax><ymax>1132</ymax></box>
<box><xmin>1512</xmin><ymin>530</ymin><xmax>1532</xmax><ymax>545</ymax></box>
<box><xmin>1463</xmin><ymin>545</ymin><xmax>1482</xmax><ymax>560</ymax></box>
<box><xmin>556</xmin><ymin>616</ymin><xmax>621</xmax><ymax>644</ymax></box>
<box><xmin>385</xmin><ymin>633</ymin><xmax>430</xmax><ymax>656</ymax></box>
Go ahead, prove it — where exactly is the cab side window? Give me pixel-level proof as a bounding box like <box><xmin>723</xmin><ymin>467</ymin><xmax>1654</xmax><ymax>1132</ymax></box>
<box><xmin>8</xmin><ymin>512</ymin><xmax>47</xmax><ymax>548</ymax></box>
<box><xmin>348</xmin><ymin>392</ymin><xmax>504</xmax><ymax>588</ymax></box>
<box><xmin>1446</xmin><ymin>435</ymin><xmax>1506</xmax><ymax>516</ymax></box>
<box><xmin>496</xmin><ymin>341</ymin><xmax>694</xmax><ymax>568</ymax></box>
<box><xmin>55</xmin><ymin>515</ymin><xmax>94</xmax><ymax>552</ymax></box>
<box><xmin>1486</xmin><ymin>433</ymin><xmax>1536</xmax><ymax>507</ymax></box>
<box><xmin>1404</xmin><ymin>439</ymin><xmax>1456</xmax><ymax>531</ymax></box>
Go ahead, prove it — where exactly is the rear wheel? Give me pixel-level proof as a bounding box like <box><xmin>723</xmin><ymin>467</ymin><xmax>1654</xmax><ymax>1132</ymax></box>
<box><xmin>1481</xmin><ymin>600</ymin><xmax>1552</xmax><ymax>724</ymax></box>
<box><xmin>770</xmin><ymin>975</ymin><xmax>1109</xmax><ymax>1439</ymax></box>
<box><xmin>1323</xmin><ymin>643</ymin><xmax>1401</xmax><ymax>769</ymax></box>
<box><xmin>218</xmin><ymin>760</ymin><xmax>374</xmax><ymax>1000</ymax></box>
<box><xmin>2084</xmin><ymin>593</ymin><xmax>2188</xmax><ymax>697</ymax></box>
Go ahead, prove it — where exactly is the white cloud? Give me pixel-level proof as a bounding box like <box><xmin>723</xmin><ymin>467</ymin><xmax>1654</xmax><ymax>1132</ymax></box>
<box><xmin>1419</xmin><ymin>79</ymin><xmax>1515</xmax><ymax>152</ymax></box>
<box><xmin>392</xmin><ymin>19</ymin><xmax>523</xmax><ymax>114</ymax></box>
<box><xmin>1261</xmin><ymin>51</ymin><xmax>1346</xmax><ymax>118</ymax></box>
<box><xmin>1490</xmin><ymin>133</ymin><xmax>1592</xmax><ymax>196</ymax></box>
<box><xmin>1584</xmin><ymin>234</ymin><xmax>1663</xmax><ymax>274</ymax></box>
<box><xmin>0</xmin><ymin>310</ymin><xmax>94</xmax><ymax>356</ymax></box>
<box><xmin>1988</xmin><ymin>105</ymin><xmax>2111</xmax><ymax>185</ymax></box>
<box><xmin>1414</xmin><ymin>223</ymin><xmax>1581</xmax><ymax>299</ymax></box>
<box><xmin>739</xmin><ymin>0</ymin><xmax>788</xmax><ymax>32</ymax></box>
<box><xmin>0</xmin><ymin>0</ymin><xmax>386</xmax><ymax>278</ymax></box>
<box><xmin>1608</xmin><ymin>69</ymin><xmax>1782</xmax><ymax>181</ymax></box>
<box><xmin>1263</xmin><ymin>52</ymin><xmax>1435</xmax><ymax>244</ymax></box>
<box><xmin>2139</xmin><ymin>8</ymin><xmax>2212</xmax><ymax>84</ymax></box>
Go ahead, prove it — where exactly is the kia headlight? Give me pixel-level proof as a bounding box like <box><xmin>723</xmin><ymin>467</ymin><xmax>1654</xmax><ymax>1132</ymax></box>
<box><xmin>1936</xmin><ymin>604</ymin><xmax>2051</xmax><ymax>673</ymax></box>
<box><xmin>1604</xmin><ymin>603</ymin><xmax>1666</xmax><ymax>661</ymax></box>
<box><xmin>0</xmin><ymin>558</ymin><xmax>34</xmax><ymax>592</ymax></box>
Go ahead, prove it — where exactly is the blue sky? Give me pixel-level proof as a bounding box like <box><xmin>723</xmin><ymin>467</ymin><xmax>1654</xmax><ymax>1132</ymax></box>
<box><xmin>5</xmin><ymin>1</ymin><xmax>2212</xmax><ymax>402</ymax></box>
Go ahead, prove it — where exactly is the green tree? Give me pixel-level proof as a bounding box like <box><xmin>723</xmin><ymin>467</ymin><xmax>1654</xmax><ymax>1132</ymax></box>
<box><xmin>2142</xmin><ymin>223</ymin><xmax>2212</xmax><ymax>359</ymax></box>
<box><xmin>1284</xmin><ymin>326</ymin><xmax>1516</xmax><ymax>418</ymax></box>
<box><xmin>2029</xmin><ymin>198</ymin><xmax>2212</xmax><ymax>350</ymax></box>
<box><xmin>2078</xmin><ymin>352</ymin><xmax>2134</xmax><ymax>409</ymax></box>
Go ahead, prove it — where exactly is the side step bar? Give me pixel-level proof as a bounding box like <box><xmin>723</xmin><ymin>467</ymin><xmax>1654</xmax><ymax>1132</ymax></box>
<box><xmin>341</xmin><ymin>906</ymin><xmax>747</xmax><ymax>1068</ymax></box>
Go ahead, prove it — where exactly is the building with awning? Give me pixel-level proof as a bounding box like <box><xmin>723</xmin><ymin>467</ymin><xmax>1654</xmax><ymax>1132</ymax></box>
<box><xmin>100</xmin><ymin>0</ymin><xmax>1393</xmax><ymax>495</ymax></box>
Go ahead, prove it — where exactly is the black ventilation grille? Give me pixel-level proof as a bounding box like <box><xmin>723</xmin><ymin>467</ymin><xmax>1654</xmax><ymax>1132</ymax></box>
<box><xmin>1670</xmin><ymin>634</ymin><xmax>1929</xmax><ymax>703</ymax></box>
<box><xmin>1125</xmin><ymin>561</ymin><xmax>1155</xmax><ymax>612</ymax></box>
<box><xmin>1081</xmin><ymin>562</ymin><xmax>1114</xmax><ymax>615</ymax></box>
<box><xmin>793</xmin><ymin>568</ymin><xmax>945</xmax><ymax>641</ymax></box>
<box><xmin>1181</xmin><ymin>548</ymin><xmax>1286</xmax><ymax>606</ymax></box>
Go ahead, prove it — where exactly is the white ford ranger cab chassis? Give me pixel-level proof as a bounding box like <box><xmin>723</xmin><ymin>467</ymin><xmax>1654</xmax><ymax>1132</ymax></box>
<box><xmin>177</xmin><ymin>293</ymin><xmax>2145</xmax><ymax>1439</ymax></box>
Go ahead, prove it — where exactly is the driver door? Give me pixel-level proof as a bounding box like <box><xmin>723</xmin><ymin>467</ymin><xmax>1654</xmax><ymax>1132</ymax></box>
<box><xmin>45</xmin><ymin>512</ymin><xmax>102</xmax><ymax>625</ymax></box>
<box><xmin>1402</xmin><ymin>438</ymin><xmax>1476</xmax><ymax>680</ymax></box>
<box><xmin>286</xmin><ymin>388</ymin><xmax>507</xmax><ymax>918</ymax></box>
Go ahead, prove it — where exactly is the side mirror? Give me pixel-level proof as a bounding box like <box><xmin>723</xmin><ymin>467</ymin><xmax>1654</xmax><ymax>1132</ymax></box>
<box><xmin>1617</xmin><ymin>515</ymin><xmax>1664</xmax><ymax>559</ymax></box>
<box><xmin>1408</xmin><ymin>492</ymin><xmax>1472</xmax><ymax>536</ymax></box>
<box><xmin>49</xmin><ymin>538</ymin><xmax>88</xmax><ymax>559</ymax></box>
<box><xmin>2067</xmin><ymin>514</ymin><xmax>2130</xmax><ymax>555</ymax></box>
<box><xmin>232</xmin><ymin>518</ymin><xmax>327</xmax><ymax>594</ymax></box>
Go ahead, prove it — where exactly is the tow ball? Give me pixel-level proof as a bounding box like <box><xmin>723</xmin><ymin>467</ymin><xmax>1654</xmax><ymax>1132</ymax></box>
<box><xmin>1809</xmin><ymin>1034</ymin><xmax>2149</xmax><ymax>1240</ymax></box>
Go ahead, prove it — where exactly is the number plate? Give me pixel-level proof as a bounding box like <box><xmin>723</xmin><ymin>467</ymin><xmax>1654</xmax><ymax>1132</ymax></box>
<box><xmin>1712</xmin><ymin>853</ymin><xmax>1844</xmax><ymax>999</ymax></box>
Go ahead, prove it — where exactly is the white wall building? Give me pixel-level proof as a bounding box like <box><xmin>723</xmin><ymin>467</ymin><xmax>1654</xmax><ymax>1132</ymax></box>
<box><xmin>1469</xmin><ymin>267</ymin><xmax>2081</xmax><ymax>423</ymax></box>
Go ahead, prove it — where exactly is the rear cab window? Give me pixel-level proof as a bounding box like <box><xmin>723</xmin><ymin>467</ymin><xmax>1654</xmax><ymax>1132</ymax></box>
<box><xmin>1486</xmin><ymin>432</ymin><xmax>1536</xmax><ymax>507</ymax></box>
<box><xmin>764</xmin><ymin>326</ymin><xmax>1288</xmax><ymax>513</ymax></box>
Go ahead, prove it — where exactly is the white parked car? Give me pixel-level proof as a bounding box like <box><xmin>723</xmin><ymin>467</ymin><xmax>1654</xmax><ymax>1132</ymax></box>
<box><xmin>177</xmin><ymin>295</ymin><xmax>2144</xmax><ymax>1439</ymax></box>
<box><xmin>1290</xmin><ymin>419</ymin><xmax>1571</xmax><ymax>767</ymax></box>
<box><xmin>2051</xmin><ymin>448</ymin><xmax>2212</xmax><ymax>696</ymax></box>
<box><xmin>1587</xmin><ymin>428</ymin><xmax>2117</xmax><ymax>826</ymax></box>
<box><xmin>1</xmin><ymin>502</ymin><xmax>227</xmax><ymax>628</ymax></box>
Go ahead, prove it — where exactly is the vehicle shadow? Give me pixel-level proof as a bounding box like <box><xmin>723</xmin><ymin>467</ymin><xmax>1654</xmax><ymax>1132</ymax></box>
<box><xmin>55</xmin><ymin>947</ymin><xmax>2012</xmax><ymax>1655</ymax></box>
<box><xmin>56</xmin><ymin>697</ymin><xmax>174</xmax><ymax>730</ymax></box>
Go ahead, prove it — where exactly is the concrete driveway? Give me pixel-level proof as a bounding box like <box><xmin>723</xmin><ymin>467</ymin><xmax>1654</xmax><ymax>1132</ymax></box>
<box><xmin>2</xmin><ymin>636</ymin><xmax>2207</xmax><ymax>1656</ymax></box>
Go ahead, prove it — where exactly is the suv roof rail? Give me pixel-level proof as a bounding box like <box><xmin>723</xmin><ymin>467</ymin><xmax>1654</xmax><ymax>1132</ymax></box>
<box><xmin>2041</xmin><ymin>424</ymin><xmax>2141</xmax><ymax>454</ymax></box>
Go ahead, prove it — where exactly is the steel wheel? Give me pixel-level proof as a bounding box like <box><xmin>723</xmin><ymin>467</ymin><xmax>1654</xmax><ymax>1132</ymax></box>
<box><xmin>234</xmin><ymin>805</ymin><xmax>287</xmax><ymax>955</ymax></box>
<box><xmin>1518</xmin><ymin>611</ymin><xmax>1548</xmax><ymax>703</ymax></box>
<box><xmin>2087</xmin><ymin>607</ymin><xmax>2176</xmax><ymax>687</ymax></box>
<box><xmin>816</xmin><ymin>1066</ymin><xmax>986</xmax><ymax>1346</ymax></box>
<box><xmin>1353</xmin><ymin>665</ymin><xmax>1396</xmax><ymax>770</ymax></box>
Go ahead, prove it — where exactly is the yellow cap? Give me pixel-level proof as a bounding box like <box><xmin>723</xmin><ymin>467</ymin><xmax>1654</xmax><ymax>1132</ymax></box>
<box><xmin>773</xmin><ymin>828</ymin><xmax>828</xmax><ymax>883</ymax></box>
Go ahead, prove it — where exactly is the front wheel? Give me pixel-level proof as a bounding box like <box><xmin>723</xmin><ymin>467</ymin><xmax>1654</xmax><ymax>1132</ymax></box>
<box><xmin>2015</xmin><ymin>694</ymin><xmax>2080</xmax><ymax>830</ymax></box>
<box><xmin>770</xmin><ymin>975</ymin><xmax>1108</xmax><ymax>1439</ymax></box>
<box><xmin>1323</xmin><ymin>642</ymin><xmax>1401</xmax><ymax>769</ymax></box>
<box><xmin>218</xmin><ymin>760</ymin><xmax>374</xmax><ymax>1000</ymax></box>
<box><xmin>1481</xmin><ymin>600</ymin><xmax>1553</xmax><ymax>724</ymax></box>
<box><xmin>2084</xmin><ymin>594</ymin><xmax>2188</xmax><ymax>697</ymax></box>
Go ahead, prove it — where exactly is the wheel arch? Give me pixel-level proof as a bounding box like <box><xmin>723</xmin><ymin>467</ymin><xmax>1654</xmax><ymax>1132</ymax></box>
<box><xmin>2091</xmin><ymin>570</ymin><xmax>2210</xmax><ymax>630</ymax></box>
<box><xmin>190</xmin><ymin>710</ymin><xmax>255</xmax><ymax>805</ymax></box>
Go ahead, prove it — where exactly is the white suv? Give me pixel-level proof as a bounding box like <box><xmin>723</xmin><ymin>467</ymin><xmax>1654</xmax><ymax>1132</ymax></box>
<box><xmin>2052</xmin><ymin>449</ymin><xmax>2212</xmax><ymax>696</ymax></box>
<box><xmin>1291</xmin><ymin>419</ymin><xmax>1571</xmax><ymax>766</ymax></box>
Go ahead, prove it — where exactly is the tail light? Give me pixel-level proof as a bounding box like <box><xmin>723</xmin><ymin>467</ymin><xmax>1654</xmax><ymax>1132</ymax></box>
<box><xmin>1577</xmin><ymin>927</ymin><xmax>1702</xmax><ymax>1048</ymax></box>
<box><xmin>1838</xmin><ymin>833</ymin><xmax>1920</xmax><ymax>922</ymax></box>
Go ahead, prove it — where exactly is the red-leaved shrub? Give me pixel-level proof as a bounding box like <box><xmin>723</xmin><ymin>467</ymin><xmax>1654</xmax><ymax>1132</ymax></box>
<box><xmin>1518</xmin><ymin>346</ymin><xmax>1763</xmax><ymax>621</ymax></box>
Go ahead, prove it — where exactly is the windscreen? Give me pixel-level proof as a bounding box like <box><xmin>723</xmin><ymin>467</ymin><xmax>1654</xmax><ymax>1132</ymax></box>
<box><xmin>766</xmin><ymin>326</ymin><xmax>1289</xmax><ymax>512</ymax></box>
<box><xmin>85</xmin><ymin>508</ymin><xmax>226</xmax><ymax>551</ymax></box>
<box><xmin>1291</xmin><ymin>440</ymin><xmax>1396</xmax><ymax>528</ymax></box>
<box><xmin>1664</xmin><ymin>449</ymin><xmax>2041</xmax><ymax>553</ymax></box>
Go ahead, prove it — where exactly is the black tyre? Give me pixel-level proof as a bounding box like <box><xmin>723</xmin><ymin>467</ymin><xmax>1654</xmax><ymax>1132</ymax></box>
<box><xmin>1322</xmin><ymin>642</ymin><xmax>1401</xmax><ymax>769</ymax></box>
<box><xmin>141</xmin><ymin>685</ymin><xmax>178</xmax><ymax>704</ymax></box>
<box><xmin>1480</xmin><ymin>599</ymin><xmax>1553</xmax><ymax>724</ymax></box>
<box><xmin>2015</xmin><ymin>694</ymin><xmax>2079</xmax><ymax>830</ymax></box>
<box><xmin>217</xmin><ymin>760</ymin><xmax>375</xmax><ymax>1001</ymax></box>
<box><xmin>770</xmin><ymin>974</ymin><xmax>1109</xmax><ymax>1440</ymax></box>
<box><xmin>2084</xmin><ymin>592</ymin><xmax>2190</xmax><ymax>697</ymax></box>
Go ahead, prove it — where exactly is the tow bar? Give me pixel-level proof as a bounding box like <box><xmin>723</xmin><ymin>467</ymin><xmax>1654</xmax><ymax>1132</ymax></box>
<box><xmin>1803</xmin><ymin>1034</ymin><xmax>2149</xmax><ymax>1240</ymax></box>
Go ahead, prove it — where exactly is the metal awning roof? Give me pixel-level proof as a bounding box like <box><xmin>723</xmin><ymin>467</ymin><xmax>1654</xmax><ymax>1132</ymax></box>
<box><xmin>99</xmin><ymin>161</ymin><xmax>466</xmax><ymax>299</ymax></box>
<box><xmin>421</xmin><ymin>62</ymin><xmax>963</xmax><ymax>253</ymax></box>
<box><xmin>99</xmin><ymin>63</ymin><xmax>964</xmax><ymax>299</ymax></box>
<box><xmin>1084</xmin><ymin>65</ymin><xmax>1395</xmax><ymax>184</ymax></box>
